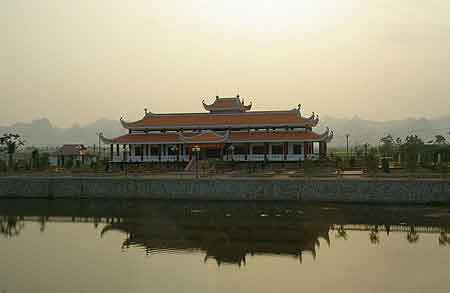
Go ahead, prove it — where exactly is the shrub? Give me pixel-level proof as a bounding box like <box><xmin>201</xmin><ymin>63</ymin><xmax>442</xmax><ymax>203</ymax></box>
<box><xmin>349</xmin><ymin>156</ymin><xmax>356</xmax><ymax>167</ymax></box>
<box><xmin>39</xmin><ymin>153</ymin><xmax>50</xmax><ymax>170</ymax></box>
<box><xmin>406</xmin><ymin>154</ymin><xmax>417</xmax><ymax>172</ymax></box>
<box><xmin>381</xmin><ymin>158</ymin><xmax>390</xmax><ymax>173</ymax></box>
<box><xmin>437</xmin><ymin>162</ymin><xmax>449</xmax><ymax>177</ymax></box>
<box><xmin>65</xmin><ymin>158</ymin><xmax>74</xmax><ymax>169</ymax></box>
<box><xmin>366</xmin><ymin>148</ymin><xmax>378</xmax><ymax>176</ymax></box>
<box><xmin>303</xmin><ymin>157</ymin><xmax>315</xmax><ymax>176</ymax></box>
<box><xmin>0</xmin><ymin>160</ymin><xmax>7</xmax><ymax>172</ymax></box>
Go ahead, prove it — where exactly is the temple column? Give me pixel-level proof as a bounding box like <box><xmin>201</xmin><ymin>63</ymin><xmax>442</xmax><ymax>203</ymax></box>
<box><xmin>141</xmin><ymin>144</ymin><xmax>144</xmax><ymax>162</ymax></box>
<box><xmin>116</xmin><ymin>144</ymin><xmax>120</xmax><ymax>158</ymax></box>
<box><xmin>159</xmin><ymin>144</ymin><xmax>162</xmax><ymax>162</ymax></box>
<box><xmin>128</xmin><ymin>144</ymin><xmax>132</xmax><ymax>162</ymax></box>
<box><xmin>319</xmin><ymin>142</ymin><xmax>327</xmax><ymax>158</ymax></box>
<box><xmin>123</xmin><ymin>145</ymin><xmax>127</xmax><ymax>162</ymax></box>
<box><xmin>264</xmin><ymin>142</ymin><xmax>268</xmax><ymax>162</ymax></box>
<box><xmin>283</xmin><ymin>142</ymin><xmax>288</xmax><ymax>161</ymax></box>
<box><xmin>110</xmin><ymin>144</ymin><xmax>113</xmax><ymax>161</ymax></box>
<box><xmin>246</xmin><ymin>143</ymin><xmax>250</xmax><ymax>161</ymax></box>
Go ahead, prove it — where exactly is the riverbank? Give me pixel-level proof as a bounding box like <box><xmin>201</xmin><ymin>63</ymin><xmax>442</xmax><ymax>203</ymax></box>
<box><xmin>0</xmin><ymin>176</ymin><xmax>449</xmax><ymax>204</ymax></box>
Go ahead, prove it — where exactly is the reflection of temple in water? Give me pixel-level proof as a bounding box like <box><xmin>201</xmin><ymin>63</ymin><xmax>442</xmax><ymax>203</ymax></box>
<box><xmin>1</xmin><ymin>200</ymin><xmax>450</xmax><ymax>266</ymax></box>
<box><xmin>101</xmin><ymin>216</ymin><xmax>331</xmax><ymax>266</ymax></box>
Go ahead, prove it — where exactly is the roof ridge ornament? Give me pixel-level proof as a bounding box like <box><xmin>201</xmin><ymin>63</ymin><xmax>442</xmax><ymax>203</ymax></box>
<box><xmin>203</xmin><ymin>95</ymin><xmax>252</xmax><ymax>113</ymax></box>
<box><xmin>144</xmin><ymin>108</ymin><xmax>153</xmax><ymax>117</ymax></box>
<box><xmin>297</xmin><ymin>104</ymin><xmax>302</xmax><ymax>117</ymax></box>
<box><xmin>319</xmin><ymin>127</ymin><xmax>334</xmax><ymax>142</ymax></box>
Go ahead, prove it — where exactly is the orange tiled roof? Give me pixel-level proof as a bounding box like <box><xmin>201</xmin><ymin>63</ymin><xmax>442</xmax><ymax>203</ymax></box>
<box><xmin>55</xmin><ymin>144</ymin><xmax>88</xmax><ymax>156</ymax></box>
<box><xmin>180</xmin><ymin>131</ymin><xmax>225</xmax><ymax>143</ymax></box>
<box><xmin>202</xmin><ymin>96</ymin><xmax>251</xmax><ymax>112</ymax></box>
<box><xmin>122</xmin><ymin>110</ymin><xmax>317</xmax><ymax>130</ymax></box>
<box><xmin>108</xmin><ymin>133</ymin><xmax>180</xmax><ymax>144</ymax></box>
<box><xmin>209</xmin><ymin>98</ymin><xmax>239</xmax><ymax>108</ymax></box>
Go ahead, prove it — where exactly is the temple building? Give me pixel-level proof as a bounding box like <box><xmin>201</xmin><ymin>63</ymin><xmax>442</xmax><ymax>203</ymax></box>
<box><xmin>101</xmin><ymin>95</ymin><xmax>333</xmax><ymax>164</ymax></box>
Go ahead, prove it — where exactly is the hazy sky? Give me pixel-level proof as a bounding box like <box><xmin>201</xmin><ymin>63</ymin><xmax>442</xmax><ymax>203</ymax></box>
<box><xmin>1</xmin><ymin>0</ymin><xmax>450</xmax><ymax>127</ymax></box>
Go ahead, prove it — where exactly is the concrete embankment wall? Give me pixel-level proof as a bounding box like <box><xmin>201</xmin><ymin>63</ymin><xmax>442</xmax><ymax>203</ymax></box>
<box><xmin>0</xmin><ymin>177</ymin><xmax>449</xmax><ymax>204</ymax></box>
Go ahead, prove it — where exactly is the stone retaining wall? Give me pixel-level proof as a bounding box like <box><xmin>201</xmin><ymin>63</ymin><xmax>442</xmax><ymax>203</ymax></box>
<box><xmin>0</xmin><ymin>177</ymin><xmax>449</xmax><ymax>203</ymax></box>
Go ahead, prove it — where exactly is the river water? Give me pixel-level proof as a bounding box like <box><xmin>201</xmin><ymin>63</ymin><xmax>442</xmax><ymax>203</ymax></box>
<box><xmin>1</xmin><ymin>199</ymin><xmax>450</xmax><ymax>293</ymax></box>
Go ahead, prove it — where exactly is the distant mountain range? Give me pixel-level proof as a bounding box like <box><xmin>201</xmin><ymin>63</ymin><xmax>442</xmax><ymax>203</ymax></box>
<box><xmin>0</xmin><ymin>118</ymin><xmax>124</xmax><ymax>148</ymax></box>
<box><xmin>1</xmin><ymin>115</ymin><xmax>449</xmax><ymax>148</ymax></box>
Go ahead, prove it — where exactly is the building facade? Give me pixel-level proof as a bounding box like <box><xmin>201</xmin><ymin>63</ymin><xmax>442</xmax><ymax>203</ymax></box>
<box><xmin>50</xmin><ymin>144</ymin><xmax>96</xmax><ymax>167</ymax></box>
<box><xmin>101</xmin><ymin>96</ymin><xmax>333</xmax><ymax>164</ymax></box>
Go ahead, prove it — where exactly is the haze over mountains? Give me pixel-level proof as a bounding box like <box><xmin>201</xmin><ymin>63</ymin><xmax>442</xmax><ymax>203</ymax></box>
<box><xmin>1</xmin><ymin>116</ymin><xmax>449</xmax><ymax>148</ymax></box>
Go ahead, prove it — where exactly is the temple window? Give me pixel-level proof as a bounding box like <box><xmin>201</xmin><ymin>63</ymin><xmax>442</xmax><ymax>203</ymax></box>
<box><xmin>150</xmin><ymin>146</ymin><xmax>160</xmax><ymax>156</ymax></box>
<box><xmin>234</xmin><ymin>145</ymin><xmax>247</xmax><ymax>155</ymax></box>
<box><xmin>167</xmin><ymin>145</ymin><xmax>177</xmax><ymax>156</ymax></box>
<box><xmin>271</xmin><ymin>145</ymin><xmax>283</xmax><ymax>155</ymax></box>
<box><xmin>252</xmin><ymin>145</ymin><xmax>265</xmax><ymax>155</ymax></box>
<box><xmin>134</xmin><ymin>146</ymin><xmax>143</xmax><ymax>156</ymax></box>
<box><xmin>293</xmin><ymin>144</ymin><xmax>303</xmax><ymax>155</ymax></box>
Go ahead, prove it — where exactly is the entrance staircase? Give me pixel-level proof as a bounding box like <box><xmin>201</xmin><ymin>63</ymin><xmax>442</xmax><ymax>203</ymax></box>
<box><xmin>184</xmin><ymin>158</ymin><xmax>195</xmax><ymax>171</ymax></box>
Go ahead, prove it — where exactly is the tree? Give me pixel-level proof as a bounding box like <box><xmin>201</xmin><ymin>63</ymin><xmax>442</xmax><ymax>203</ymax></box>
<box><xmin>394</xmin><ymin>137</ymin><xmax>403</xmax><ymax>163</ymax></box>
<box><xmin>31</xmin><ymin>148</ymin><xmax>40</xmax><ymax>169</ymax></box>
<box><xmin>379</xmin><ymin>134</ymin><xmax>394</xmax><ymax>157</ymax></box>
<box><xmin>366</xmin><ymin>147</ymin><xmax>379</xmax><ymax>175</ymax></box>
<box><xmin>0</xmin><ymin>133</ymin><xmax>25</xmax><ymax>170</ymax></box>
<box><xmin>435</xmin><ymin>134</ymin><xmax>447</xmax><ymax>145</ymax></box>
<box><xmin>39</xmin><ymin>153</ymin><xmax>50</xmax><ymax>170</ymax></box>
<box><xmin>403</xmin><ymin>135</ymin><xmax>424</xmax><ymax>172</ymax></box>
<box><xmin>354</xmin><ymin>145</ymin><xmax>365</xmax><ymax>160</ymax></box>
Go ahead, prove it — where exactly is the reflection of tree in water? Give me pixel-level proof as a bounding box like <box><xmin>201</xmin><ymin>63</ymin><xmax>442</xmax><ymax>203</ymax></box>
<box><xmin>369</xmin><ymin>225</ymin><xmax>380</xmax><ymax>244</ymax></box>
<box><xmin>38</xmin><ymin>216</ymin><xmax>49</xmax><ymax>233</ymax></box>
<box><xmin>0</xmin><ymin>216</ymin><xmax>25</xmax><ymax>238</ymax></box>
<box><xmin>334</xmin><ymin>225</ymin><xmax>348</xmax><ymax>240</ymax></box>
<box><xmin>406</xmin><ymin>226</ymin><xmax>420</xmax><ymax>244</ymax></box>
<box><xmin>438</xmin><ymin>231</ymin><xmax>450</xmax><ymax>246</ymax></box>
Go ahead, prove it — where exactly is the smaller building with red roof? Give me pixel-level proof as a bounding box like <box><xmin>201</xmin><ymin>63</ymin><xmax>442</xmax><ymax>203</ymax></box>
<box><xmin>101</xmin><ymin>95</ymin><xmax>333</xmax><ymax>164</ymax></box>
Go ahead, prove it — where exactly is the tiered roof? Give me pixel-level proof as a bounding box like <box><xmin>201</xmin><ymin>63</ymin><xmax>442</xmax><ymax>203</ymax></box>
<box><xmin>202</xmin><ymin>95</ymin><xmax>252</xmax><ymax>113</ymax></box>
<box><xmin>101</xmin><ymin>96</ymin><xmax>333</xmax><ymax>145</ymax></box>
<box><xmin>102</xmin><ymin>128</ymin><xmax>333</xmax><ymax>145</ymax></box>
<box><xmin>121</xmin><ymin>110</ymin><xmax>319</xmax><ymax>130</ymax></box>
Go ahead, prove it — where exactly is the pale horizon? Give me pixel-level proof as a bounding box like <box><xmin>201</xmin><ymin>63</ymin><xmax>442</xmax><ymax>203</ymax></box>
<box><xmin>2</xmin><ymin>0</ymin><xmax>450</xmax><ymax>127</ymax></box>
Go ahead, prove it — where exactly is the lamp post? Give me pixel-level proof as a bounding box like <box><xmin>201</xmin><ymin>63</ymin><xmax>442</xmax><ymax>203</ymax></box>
<box><xmin>228</xmin><ymin>145</ymin><xmax>235</xmax><ymax>171</ymax></box>
<box><xmin>96</xmin><ymin>132</ymin><xmax>103</xmax><ymax>159</ymax></box>
<box><xmin>192</xmin><ymin>145</ymin><xmax>200</xmax><ymax>178</ymax></box>
<box><xmin>170</xmin><ymin>145</ymin><xmax>178</xmax><ymax>169</ymax></box>
<box><xmin>229</xmin><ymin>145</ymin><xmax>235</xmax><ymax>162</ymax></box>
<box><xmin>345</xmin><ymin>134</ymin><xmax>350</xmax><ymax>158</ymax></box>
